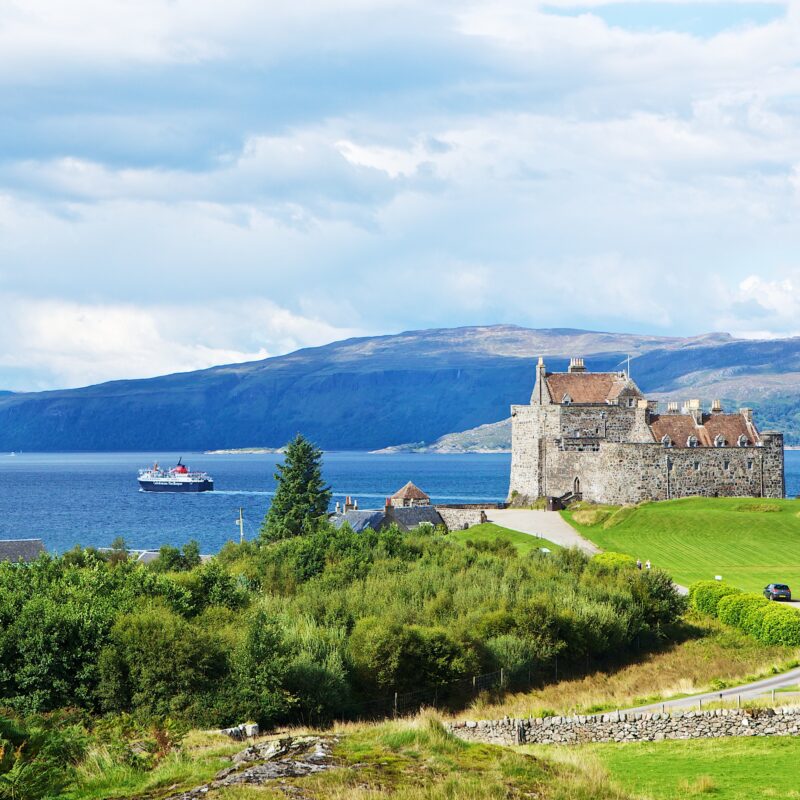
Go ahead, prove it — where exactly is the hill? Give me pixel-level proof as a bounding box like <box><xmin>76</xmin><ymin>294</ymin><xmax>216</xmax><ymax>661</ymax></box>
<box><xmin>0</xmin><ymin>325</ymin><xmax>799</xmax><ymax>451</ymax></box>
<box><xmin>562</xmin><ymin>497</ymin><xmax>800</xmax><ymax>592</ymax></box>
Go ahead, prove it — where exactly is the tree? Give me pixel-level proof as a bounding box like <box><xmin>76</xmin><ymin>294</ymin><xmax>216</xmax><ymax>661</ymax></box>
<box><xmin>260</xmin><ymin>435</ymin><xmax>331</xmax><ymax>543</ymax></box>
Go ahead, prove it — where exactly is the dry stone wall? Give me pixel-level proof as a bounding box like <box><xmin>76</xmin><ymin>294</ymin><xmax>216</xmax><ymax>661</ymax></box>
<box><xmin>436</xmin><ymin>507</ymin><xmax>486</xmax><ymax>531</ymax></box>
<box><xmin>448</xmin><ymin>707</ymin><xmax>800</xmax><ymax>746</ymax></box>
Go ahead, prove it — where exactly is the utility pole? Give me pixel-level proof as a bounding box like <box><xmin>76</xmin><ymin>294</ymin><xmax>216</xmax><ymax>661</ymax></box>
<box><xmin>236</xmin><ymin>507</ymin><xmax>244</xmax><ymax>544</ymax></box>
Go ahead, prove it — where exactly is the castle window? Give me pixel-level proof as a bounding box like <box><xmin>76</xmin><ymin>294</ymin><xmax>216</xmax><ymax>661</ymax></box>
<box><xmin>694</xmin><ymin>461</ymin><xmax>700</xmax><ymax>470</ymax></box>
<box><xmin>737</xmin><ymin>434</ymin><xmax>748</xmax><ymax>447</ymax></box>
<box><xmin>714</xmin><ymin>434</ymin><xmax>727</xmax><ymax>448</ymax></box>
<box><xmin>747</xmin><ymin>460</ymin><xmax>754</xmax><ymax>470</ymax></box>
<box><xmin>562</xmin><ymin>393</ymin><xmax>572</xmax><ymax>405</ymax></box>
<box><xmin>660</xmin><ymin>435</ymin><xmax>673</xmax><ymax>448</ymax></box>
<box><xmin>628</xmin><ymin>398</ymin><xmax>635</xmax><ymax>408</ymax></box>
<box><xmin>724</xmin><ymin>460</ymin><xmax>730</xmax><ymax>470</ymax></box>
<box><xmin>687</xmin><ymin>435</ymin><xmax>699</xmax><ymax>448</ymax></box>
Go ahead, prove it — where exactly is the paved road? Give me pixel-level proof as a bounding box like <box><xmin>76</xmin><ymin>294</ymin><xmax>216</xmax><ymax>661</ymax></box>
<box><xmin>625</xmin><ymin>666</ymin><xmax>800</xmax><ymax>713</ymax></box>
<box><xmin>485</xmin><ymin>509</ymin><xmax>600</xmax><ymax>555</ymax></box>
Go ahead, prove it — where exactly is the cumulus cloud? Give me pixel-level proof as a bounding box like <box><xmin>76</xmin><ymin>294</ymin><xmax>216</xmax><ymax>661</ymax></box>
<box><xmin>1</xmin><ymin>1</ymin><xmax>800</xmax><ymax>389</ymax></box>
<box><xmin>0</xmin><ymin>297</ymin><xmax>364</xmax><ymax>390</ymax></box>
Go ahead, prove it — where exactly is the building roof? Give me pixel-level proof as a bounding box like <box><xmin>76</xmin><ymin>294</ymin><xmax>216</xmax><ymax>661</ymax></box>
<box><xmin>648</xmin><ymin>412</ymin><xmax>759</xmax><ymax>448</ymax></box>
<box><xmin>388</xmin><ymin>506</ymin><xmax>443</xmax><ymax>530</ymax></box>
<box><xmin>0</xmin><ymin>539</ymin><xmax>46</xmax><ymax>563</ymax></box>
<box><xmin>330</xmin><ymin>510</ymin><xmax>387</xmax><ymax>533</ymax></box>
<box><xmin>544</xmin><ymin>372</ymin><xmax>639</xmax><ymax>405</ymax></box>
<box><xmin>391</xmin><ymin>481</ymin><xmax>430</xmax><ymax>501</ymax></box>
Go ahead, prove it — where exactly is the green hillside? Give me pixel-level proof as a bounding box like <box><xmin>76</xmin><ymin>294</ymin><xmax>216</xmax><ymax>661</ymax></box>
<box><xmin>447</xmin><ymin>522</ymin><xmax>561</xmax><ymax>555</ymax></box>
<box><xmin>563</xmin><ymin>497</ymin><xmax>800</xmax><ymax>592</ymax></box>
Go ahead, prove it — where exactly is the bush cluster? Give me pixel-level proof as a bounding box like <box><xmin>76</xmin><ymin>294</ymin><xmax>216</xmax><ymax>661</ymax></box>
<box><xmin>690</xmin><ymin>581</ymin><xmax>800</xmax><ymax>646</ymax></box>
<box><xmin>0</xmin><ymin>524</ymin><xmax>686</xmax><ymax>730</ymax></box>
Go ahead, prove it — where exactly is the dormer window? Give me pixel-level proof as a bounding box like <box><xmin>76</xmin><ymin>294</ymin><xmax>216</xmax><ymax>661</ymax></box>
<box><xmin>687</xmin><ymin>435</ymin><xmax>699</xmax><ymax>448</ymax></box>
<box><xmin>562</xmin><ymin>393</ymin><xmax>572</xmax><ymax>405</ymax></box>
<box><xmin>737</xmin><ymin>434</ymin><xmax>748</xmax><ymax>447</ymax></box>
<box><xmin>714</xmin><ymin>434</ymin><xmax>726</xmax><ymax>448</ymax></box>
<box><xmin>661</xmin><ymin>435</ymin><xmax>673</xmax><ymax>448</ymax></box>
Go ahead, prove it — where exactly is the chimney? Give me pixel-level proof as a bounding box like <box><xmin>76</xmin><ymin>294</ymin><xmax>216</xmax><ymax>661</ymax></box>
<box><xmin>354</xmin><ymin>499</ymin><xmax>358</xmax><ymax>510</ymax></box>
<box><xmin>568</xmin><ymin>357</ymin><xmax>586</xmax><ymax>373</ymax></box>
<box><xmin>385</xmin><ymin>497</ymin><xmax>391</xmax><ymax>509</ymax></box>
<box><xmin>683</xmin><ymin>399</ymin><xmax>703</xmax><ymax>424</ymax></box>
<box><xmin>335</xmin><ymin>501</ymin><xmax>341</xmax><ymax>514</ymax></box>
<box><xmin>711</xmin><ymin>399</ymin><xmax>723</xmax><ymax>414</ymax></box>
<box><xmin>740</xmin><ymin>407</ymin><xmax>753</xmax><ymax>424</ymax></box>
<box><xmin>667</xmin><ymin>401</ymin><xmax>679</xmax><ymax>414</ymax></box>
<box><xmin>344</xmin><ymin>496</ymin><xmax>354</xmax><ymax>512</ymax></box>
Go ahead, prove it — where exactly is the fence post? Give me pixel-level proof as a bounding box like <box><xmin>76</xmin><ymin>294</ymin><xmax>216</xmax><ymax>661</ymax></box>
<box><xmin>473</xmin><ymin>675</ymin><xmax>477</xmax><ymax>693</ymax></box>
<box><xmin>737</xmin><ymin>695</ymin><xmax>741</xmax><ymax>709</ymax></box>
<box><xmin>500</xmin><ymin>668</ymin><xmax>505</xmax><ymax>689</ymax></box>
<box><xmin>393</xmin><ymin>692</ymin><xmax>398</xmax><ymax>718</ymax></box>
<box><xmin>772</xmin><ymin>689</ymin><xmax>776</xmax><ymax>704</ymax></box>
<box><xmin>554</xmin><ymin>654</ymin><xmax>558</xmax><ymax>681</ymax></box>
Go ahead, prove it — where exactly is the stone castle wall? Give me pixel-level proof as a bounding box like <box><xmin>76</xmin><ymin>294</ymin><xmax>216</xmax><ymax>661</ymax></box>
<box><xmin>436</xmin><ymin>507</ymin><xmax>487</xmax><ymax>531</ymax></box>
<box><xmin>448</xmin><ymin>706</ymin><xmax>800</xmax><ymax>746</ymax></box>
<box><xmin>509</xmin><ymin>399</ymin><xmax>785</xmax><ymax>504</ymax></box>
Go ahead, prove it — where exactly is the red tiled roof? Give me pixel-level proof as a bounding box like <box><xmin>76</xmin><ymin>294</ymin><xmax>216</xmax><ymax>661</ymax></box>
<box><xmin>545</xmin><ymin>373</ymin><xmax>635</xmax><ymax>404</ymax></box>
<box><xmin>647</xmin><ymin>412</ymin><xmax>759</xmax><ymax>448</ymax></box>
<box><xmin>648</xmin><ymin>414</ymin><xmax>709</xmax><ymax>447</ymax></box>
<box><xmin>391</xmin><ymin>481</ymin><xmax>430</xmax><ymax>501</ymax></box>
<box><xmin>702</xmin><ymin>413</ymin><xmax>759</xmax><ymax>447</ymax></box>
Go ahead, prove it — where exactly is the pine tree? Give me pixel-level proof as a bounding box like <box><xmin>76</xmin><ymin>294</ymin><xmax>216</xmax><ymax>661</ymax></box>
<box><xmin>260</xmin><ymin>434</ymin><xmax>332</xmax><ymax>543</ymax></box>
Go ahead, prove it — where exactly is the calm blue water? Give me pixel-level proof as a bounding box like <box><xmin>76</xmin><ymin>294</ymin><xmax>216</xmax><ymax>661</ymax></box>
<box><xmin>0</xmin><ymin>451</ymin><xmax>798</xmax><ymax>554</ymax></box>
<box><xmin>0</xmin><ymin>452</ymin><xmax>511</xmax><ymax>553</ymax></box>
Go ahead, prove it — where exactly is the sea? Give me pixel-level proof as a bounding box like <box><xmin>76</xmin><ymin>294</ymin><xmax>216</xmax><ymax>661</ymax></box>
<box><xmin>1</xmin><ymin>451</ymin><xmax>798</xmax><ymax>555</ymax></box>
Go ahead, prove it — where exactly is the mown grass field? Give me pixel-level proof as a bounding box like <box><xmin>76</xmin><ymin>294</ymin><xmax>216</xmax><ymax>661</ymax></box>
<box><xmin>563</xmin><ymin>497</ymin><xmax>800</xmax><ymax>592</ymax></box>
<box><xmin>586</xmin><ymin>736</ymin><xmax>800</xmax><ymax>800</ymax></box>
<box><xmin>448</xmin><ymin>522</ymin><xmax>561</xmax><ymax>555</ymax></box>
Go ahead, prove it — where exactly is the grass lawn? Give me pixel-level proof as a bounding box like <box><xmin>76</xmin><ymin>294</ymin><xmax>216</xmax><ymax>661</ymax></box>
<box><xmin>448</xmin><ymin>522</ymin><xmax>561</xmax><ymax>555</ymax></box>
<box><xmin>563</xmin><ymin>497</ymin><xmax>800</xmax><ymax>592</ymax></box>
<box><xmin>585</xmin><ymin>736</ymin><xmax>800</xmax><ymax>799</ymax></box>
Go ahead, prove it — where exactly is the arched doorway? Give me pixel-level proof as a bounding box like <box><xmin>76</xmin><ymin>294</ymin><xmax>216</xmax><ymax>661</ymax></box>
<box><xmin>573</xmin><ymin>477</ymin><xmax>581</xmax><ymax>496</ymax></box>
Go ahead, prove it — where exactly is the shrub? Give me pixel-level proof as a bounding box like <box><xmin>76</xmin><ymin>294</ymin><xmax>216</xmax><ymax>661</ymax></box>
<box><xmin>739</xmin><ymin>602</ymin><xmax>774</xmax><ymax>640</ymax></box>
<box><xmin>717</xmin><ymin>593</ymin><xmax>766</xmax><ymax>629</ymax></box>
<box><xmin>761</xmin><ymin>607</ymin><xmax>800</xmax><ymax>647</ymax></box>
<box><xmin>591</xmin><ymin>552</ymin><xmax>637</xmax><ymax>571</ymax></box>
<box><xmin>689</xmin><ymin>581</ymin><xmax>742</xmax><ymax>617</ymax></box>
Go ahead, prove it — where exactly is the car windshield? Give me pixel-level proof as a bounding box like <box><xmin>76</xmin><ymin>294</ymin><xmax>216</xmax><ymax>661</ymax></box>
<box><xmin>773</xmin><ymin>584</ymin><xmax>790</xmax><ymax>590</ymax></box>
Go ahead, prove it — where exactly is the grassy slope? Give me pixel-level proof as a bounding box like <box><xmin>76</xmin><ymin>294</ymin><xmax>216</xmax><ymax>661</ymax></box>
<box><xmin>586</xmin><ymin>737</ymin><xmax>800</xmax><ymax>800</ymax></box>
<box><xmin>219</xmin><ymin>716</ymin><xmax>632</xmax><ymax>800</ymax></box>
<box><xmin>563</xmin><ymin>497</ymin><xmax>800</xmax><ymax>592</ymax></box>
<box><xmin>455</xmin><ymin>615</ymin><xmax>799</xmax><ymax>720</ymax></box>
<box><xmin>447</xmin><ymin>522</ymin><xmax>562</xmax><ymax>555</ymax></box>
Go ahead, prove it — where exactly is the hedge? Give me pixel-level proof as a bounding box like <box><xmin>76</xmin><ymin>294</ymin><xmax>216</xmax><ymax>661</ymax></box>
<box><xmin>690</xmin><ymin>580</ymin><xmax>800</xmax><ymax>646</ymax></box>
<box><xmin>689</xmin><ymin>581</ymin><xmax>742</xmax><ymax>617</ymax></box>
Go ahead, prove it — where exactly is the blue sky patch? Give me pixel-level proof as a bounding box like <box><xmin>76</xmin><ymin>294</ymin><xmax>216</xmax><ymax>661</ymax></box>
<box><xmin>544</xmin><ymin>2</ymin><xmax>786</xmax><ymax>36</ymax></box>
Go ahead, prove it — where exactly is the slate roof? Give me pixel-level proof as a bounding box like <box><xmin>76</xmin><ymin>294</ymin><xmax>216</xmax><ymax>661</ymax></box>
<box><xmin>330</xmin><ymin>510</ymin><xmax>388</xmax><ymax>533</ymax></box>
<box><xmin>391</xmin><ymin>481</ymin><xmax>430</xmax><ymax>501</ymax></box>
<box><xmin>647</xmin><ymin>412</ymin><xmax>759</xmax><ymax>448</ymax></box>
<box><xmin>388</xmin><ymin>506</ymin><xmax>444</xmax><ymax>530</ymax></box>
<box><xmin>544</xmin><ymin>373</ymin><xmax>641</xmax><ymax>405</ymax></box>
<box><xmin>0</xmin><ymin>539</ymin><xmax>46</xmax><ymax>563</ymax></box>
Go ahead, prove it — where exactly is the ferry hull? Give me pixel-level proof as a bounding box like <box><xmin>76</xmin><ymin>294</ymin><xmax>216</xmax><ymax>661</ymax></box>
<box><xmin>138</xmin><ymin>479</ymin><xmax>214</xmax><ymax>493</ymax></box>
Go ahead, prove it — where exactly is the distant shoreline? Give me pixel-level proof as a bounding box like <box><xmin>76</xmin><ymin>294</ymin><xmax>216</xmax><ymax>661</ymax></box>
<box><xmin>204</xmin><ymin>447</ymin><xmax>285</xmax><ymax>455</ymax></box>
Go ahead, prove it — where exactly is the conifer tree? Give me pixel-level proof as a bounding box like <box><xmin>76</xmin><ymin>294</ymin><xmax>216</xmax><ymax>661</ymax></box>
<box><xmin>260</xmin><ymin>434</ymin><xmax>331</xmax><ymax>543</ymax></box>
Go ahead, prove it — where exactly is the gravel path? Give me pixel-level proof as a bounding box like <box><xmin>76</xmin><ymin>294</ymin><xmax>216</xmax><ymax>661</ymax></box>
<box><xmin>484</xmin><ymin>509</ymin><xmax>600</xmax><ymax>555</ymax></box>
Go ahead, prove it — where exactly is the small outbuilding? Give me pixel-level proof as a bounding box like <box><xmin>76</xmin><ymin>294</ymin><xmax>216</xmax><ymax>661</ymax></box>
<box><xmin>390</xmin><ymin>481</ymin><xmax>430</xmax><ymax>507</ymax></box>
<box><xmin>0</xmin><ymin>539</ymin><xmax>46</xmax><ymax>563</ymax></box>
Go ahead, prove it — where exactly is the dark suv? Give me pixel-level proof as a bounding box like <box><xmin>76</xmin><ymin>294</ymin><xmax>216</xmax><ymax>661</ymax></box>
<box><xmin>764</xmin><ymin>583</ymin><xmax>792</xmax><ymax>601</ymax></box>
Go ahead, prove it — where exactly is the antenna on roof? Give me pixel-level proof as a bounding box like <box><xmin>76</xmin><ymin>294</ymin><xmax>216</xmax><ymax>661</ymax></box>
<box><xmin>616</xmin><ymin>354</ymin><xmax>632</xmax><ymax>377</ymax></box>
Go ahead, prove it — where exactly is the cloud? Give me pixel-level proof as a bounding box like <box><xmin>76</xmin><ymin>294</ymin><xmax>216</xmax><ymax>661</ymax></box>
<box><xmin>0</xmin><ymin>297</ymin><xmax>364</xmax><ymax>390</ymax></box>
<box><xmin>1</xmin><ymin>1</ymin><xmax>800</xmax><ymax>389</ymax></box>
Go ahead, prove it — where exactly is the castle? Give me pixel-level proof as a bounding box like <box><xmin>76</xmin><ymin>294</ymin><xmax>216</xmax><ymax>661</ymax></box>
<box><xmin>509</xmin><ymin>358</ymin><xmax>785</xmax><ymax>505</ymax></box>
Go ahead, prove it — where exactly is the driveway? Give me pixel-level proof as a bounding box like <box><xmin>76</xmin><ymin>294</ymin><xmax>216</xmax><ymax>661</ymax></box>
<box><xmin>485</xmin><ymin>509</ymin><xmax>600</xmax><ymax>555</ymax></box>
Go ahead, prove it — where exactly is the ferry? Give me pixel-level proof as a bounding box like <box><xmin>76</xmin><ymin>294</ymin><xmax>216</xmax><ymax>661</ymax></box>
<box><xmin>138</xmin><ymin>458</ymin><xmax>214</xmax><ymax>493</ymax></box>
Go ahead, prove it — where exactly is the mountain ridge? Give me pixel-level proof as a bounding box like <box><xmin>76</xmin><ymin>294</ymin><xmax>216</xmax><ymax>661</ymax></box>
<box><xmin>0</xmin><ymin>324</ymin><xmax>798</xmax><ymax>450</ymax></box>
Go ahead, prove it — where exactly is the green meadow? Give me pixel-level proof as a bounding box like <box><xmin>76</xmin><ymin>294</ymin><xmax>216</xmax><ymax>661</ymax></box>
<box><xmin>447</xmin><ymin>522</ymin><xmax>562</xmax><ymax>555</ymax></box>
<box><xmin>563</xmin><ymin>497</ymin><xmax>800</xmax><ymax>592</ymax></box>
<box><xmin>586</xmin><ymin>736</ymin><xmax>800</xmax><ymax>800</ymax></box>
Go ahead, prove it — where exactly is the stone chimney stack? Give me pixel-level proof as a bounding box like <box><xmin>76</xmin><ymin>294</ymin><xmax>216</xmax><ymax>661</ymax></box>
<box><xmin>568</xmin><ymin>357</ymin><xmax>586</xmax><ymax>373</ymax></box>
<box><xmin>667</xmin><ymin>401</ymin><xmax>678</xmax><ymax>414</ymax></box>
<box><xmin>740</xmin><ymin>407</ymin><xmax>753</xmax><ymax>424</ymax></box>
<box><xmin>711</xmin><ymin>399</ymin><xmax>723</xmax><ymax>413</ymax></box>
<box><xmin>684</xmin><ymin>399</ymin><xmax>703</xmax><ymax>425</ymax></box>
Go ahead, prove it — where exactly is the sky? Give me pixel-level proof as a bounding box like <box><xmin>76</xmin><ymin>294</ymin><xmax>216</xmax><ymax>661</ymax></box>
<box><xmin>2</xmin><ymin>0</ymin><xmax>800</xmax><ymax>390</ymax></box>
